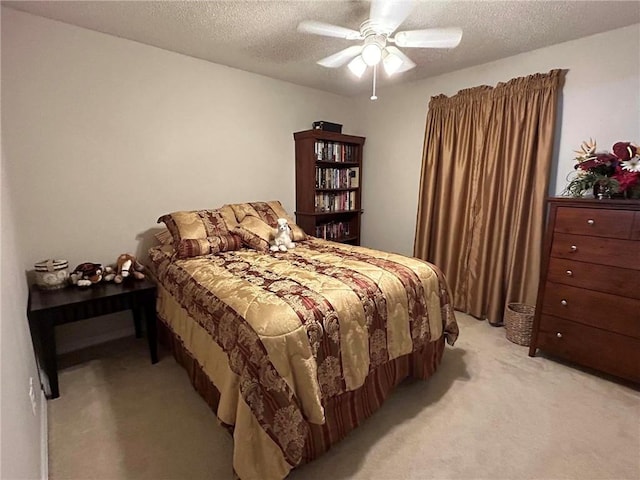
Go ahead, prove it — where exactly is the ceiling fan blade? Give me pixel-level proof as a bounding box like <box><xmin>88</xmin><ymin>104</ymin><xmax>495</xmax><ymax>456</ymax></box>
<box><xmin>317</xmin><ymin>46</ymin><xmax>363</xmax><ymax>68</ymax></box>
<box><xmin>385</xmin><ymin>46</ymin><xmax>416</xmax><ymax>73</ymax></box>
<box><xmin>297</xmin><ymin>21</ymin><xmax>362</xmax><ymax>40</ymax></box>
<box><xmin>369</xmin><ymin>0</ymin><xmax>417</xmax><ymax>34</ymax></box>
<box><xmin>393</xmin><ymin>28</ymin><xmax>463</xmax><ymax>48</ymax></box>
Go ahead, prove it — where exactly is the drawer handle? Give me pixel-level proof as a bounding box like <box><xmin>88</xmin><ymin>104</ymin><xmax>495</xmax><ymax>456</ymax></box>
<box><xmin>565</xmin><ymin>270</ymin><xmax>573</xmax><ymax>276</ymax></box>
<box><xmin>561</xmin><ymin>299</ymin><xmax>568</xmax><ymax>306</ymax></box>
<box><xmin>570</xmin><ymin>245</ymin><xmax>577</xmax><ymax>252</ymax></box>
<box><xmin>587</xmin><ymin>219</ymin><xmax>595</xmax><ymax>225</ymax></box>
<box><xmin>556</xmin><ymin>332</ymin><xmax>563</xmax><ymax>339</ymax></box>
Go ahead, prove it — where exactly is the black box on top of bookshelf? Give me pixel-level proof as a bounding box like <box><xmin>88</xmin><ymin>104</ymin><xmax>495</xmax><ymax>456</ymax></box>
<box><xmin>312</xmin><ymin>121</ymin><xmax>342</xmax><ymax>133</ymax></box>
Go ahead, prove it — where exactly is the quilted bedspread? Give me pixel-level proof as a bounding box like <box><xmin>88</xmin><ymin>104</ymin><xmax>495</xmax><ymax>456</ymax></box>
<box><xmin>150</xmin><ymin>238</ymin><xmax>458</xmax><ymax>479</ymax></box>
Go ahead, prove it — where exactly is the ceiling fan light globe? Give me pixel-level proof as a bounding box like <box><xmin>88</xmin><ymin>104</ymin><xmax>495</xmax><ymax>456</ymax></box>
<box><xmin>347</xmin><ymin>56</ymin><xmax>367</xmax><ymax>78</ymax></box>
<box><xmin>383</xmin><ymin>52</ymin><xmax>403</xmax><ymax>76</ymax></box>
<box><xmin>361</xmin><ymin>44</ymin><xmax>382</xmax><ymax>66</ymax></box>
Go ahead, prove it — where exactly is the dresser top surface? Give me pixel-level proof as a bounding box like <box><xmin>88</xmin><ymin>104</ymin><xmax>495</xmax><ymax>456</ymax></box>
<box><xmin>548</xmin><ymin>197</ymin><xmax>640</xmax><ymax>210</ymax></box>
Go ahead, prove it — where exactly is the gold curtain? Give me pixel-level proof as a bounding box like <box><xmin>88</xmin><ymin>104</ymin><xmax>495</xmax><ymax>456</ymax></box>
<box><xmin>414</xmin><ymin>69</ymin><xmax>565</xmax><ymax>325</ymax></box>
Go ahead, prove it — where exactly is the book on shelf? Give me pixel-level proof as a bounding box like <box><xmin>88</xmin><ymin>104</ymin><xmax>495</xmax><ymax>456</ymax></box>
<box><xmin>314</xmin><ymin>140</ymin><xmax>355</xmax><ymax>163</ymax></box>
<box><xmin>315</xmin><ymin>221</ymin><xmax>351</xmax><ymax>240</ymax></box>
<box><xmin>348</xmin><ymin>167</ymin><xmax>359</xmax><ymax>188</ymax></box>
<box><xmin>314</xmin><ymin>192</ymin><xmax>357</xmax><ymax>212</ymax></box>
<box><xmin>314</xmin><ymin>166</ymin><xmax>361</xmax><ymax>189</ymax></box>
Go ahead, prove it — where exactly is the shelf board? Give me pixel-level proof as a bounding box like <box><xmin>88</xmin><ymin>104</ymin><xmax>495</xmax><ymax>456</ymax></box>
<box><xmin>294</xmin><ymin>129</ymin><xmax>366</xmax><ymax>145</ymax></box>
<box><xmin>314</xmin><ymin>235</ymin><xmax>359</xmax><ymax>243</ymax></box>
<box><xmin>315</xmin><ymin>161</ymin><xmax>359</xmax><ymax>167</ymax></box>
<box><xmin>316</xmin><ymin>188</ymin><xmax>359</xmax><ymax>192</ymax></box>
<box><xmin>296</xmin><ymin>210</ymin><xmax>362</xmax><ymax>217</ymax></box>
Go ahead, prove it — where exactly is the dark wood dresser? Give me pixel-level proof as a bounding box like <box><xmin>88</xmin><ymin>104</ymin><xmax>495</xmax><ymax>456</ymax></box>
<box><xmin>529</xmin><ymin>198</ymin><xmax>640</xmax><ymax>383</ymax></box>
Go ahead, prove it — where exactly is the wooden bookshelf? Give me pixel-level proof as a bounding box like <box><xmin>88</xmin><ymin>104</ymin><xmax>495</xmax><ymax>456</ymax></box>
<box><xmin>294</xmin><ymin>129</ymin><xmax>365</xmax><ymax>245</ymax></box>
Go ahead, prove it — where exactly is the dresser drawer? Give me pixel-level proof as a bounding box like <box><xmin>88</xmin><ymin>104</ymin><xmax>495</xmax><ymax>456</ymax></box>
<box><xmin>554</xmin><ymin>207</ymin><xmax>634</xmax><ymax>239</ymax></box>
<box><xmin>631</xmin><ymin>212</ymin><xmax>640</xmax><ymax>240</ymax></box>
<box><xmin>547</xmin><ymin>257</ymin><xmax>639</xmax><ymax>299</ymax></box>
<box><xmin>537</xmin><ymin>315</ymin><xmax>640</xmax><ymax>382</ymax></box>
<box><xmin>551</xmin><ymin>233</ymin><xmax>640</xmax><ymax>270</ymax></box>
<box><xmin>633</xmin><ymin>211</ymin><xmax>640</xmax><ymax>240</ymax></box>
<box><xmin>541</xmin><ymin>282</ymin><xmax>640</xmax><ymax>339</ymax></box>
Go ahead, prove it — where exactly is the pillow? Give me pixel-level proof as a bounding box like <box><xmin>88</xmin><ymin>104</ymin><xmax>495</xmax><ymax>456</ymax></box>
<box><xmin>233</xmin><ymin>216</ymin><xmax>274</xmax><ymax>253</ymax></box>
<box><xmin>228</xmin><ymin>201</ymin><xmax>307</xmax><ymax>241</ymax></box>
<box><xmin>157</xmin><ymin>205</ymin><xmax>241</xmax><ymax>258</ymax></box>
<box><xmin>174</xmin><ymin>235</ymin><xmax>242</xmax><ymax>259</ymax></box>
<box><xmin>154</xmin><ymin>229</ymin><xmax>173</xmax><ymax>245</ymax></box>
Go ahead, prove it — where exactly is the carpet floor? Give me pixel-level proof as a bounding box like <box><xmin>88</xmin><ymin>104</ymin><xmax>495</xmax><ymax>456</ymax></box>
<box><xmin>49</xmin><ymin>313</ymin><xmax>640</xmax><ymax>480</ymax></box>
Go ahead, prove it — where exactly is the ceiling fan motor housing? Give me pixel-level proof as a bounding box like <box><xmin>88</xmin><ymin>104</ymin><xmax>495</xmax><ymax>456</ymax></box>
<box><xmin>360</xmin><ymin>19</ymin><xmax>394</xmax><ymax>37</ymax></box>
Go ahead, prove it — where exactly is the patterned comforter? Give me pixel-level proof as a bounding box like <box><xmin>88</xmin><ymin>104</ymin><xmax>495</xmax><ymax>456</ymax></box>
<box><xmin>149</xmin><ymin>238</ymin><xmax>458</xmax><ymax>479</ymax></box>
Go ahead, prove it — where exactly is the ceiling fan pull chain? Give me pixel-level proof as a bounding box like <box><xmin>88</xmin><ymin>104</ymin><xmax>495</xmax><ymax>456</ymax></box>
<box><xmin>371</xmin><ymin>64</ymin><xmax>378</xmax><ymax>101</ymax></box>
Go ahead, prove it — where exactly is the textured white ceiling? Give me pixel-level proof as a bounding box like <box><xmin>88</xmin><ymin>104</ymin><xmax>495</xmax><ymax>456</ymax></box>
<box><xmin>4</xmin><ymin>1</ymin><xmax>640</xmax><ymax>96</ymax></box>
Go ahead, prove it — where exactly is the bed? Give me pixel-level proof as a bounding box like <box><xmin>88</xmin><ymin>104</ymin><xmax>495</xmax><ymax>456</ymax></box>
<box><xmin>149</xmin><ymin>201</ymin><xmax>459</xmax><ymax>480</ymax></box>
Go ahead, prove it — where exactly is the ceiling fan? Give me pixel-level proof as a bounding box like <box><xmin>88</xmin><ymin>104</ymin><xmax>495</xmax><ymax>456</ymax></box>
<box><xmin>298</xmin><ymin>0</ymin><xmax>462</xmax><ymax>99</ymax></box>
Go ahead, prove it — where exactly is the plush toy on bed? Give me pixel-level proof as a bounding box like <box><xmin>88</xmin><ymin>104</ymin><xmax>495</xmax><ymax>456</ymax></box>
<box><xmin>70</xmin><ymin>262</ymin><xmax>114</xmax><ymax>287</ymax></box>
<box><xmin>270</xmin><ymin>218</ymin><xmax>296</xmax><ymax>252</ymax></box>
<box><xmin>113</xmin><ymin>253</ymin><xmax>145</xmax><ymax>284</ymax></box>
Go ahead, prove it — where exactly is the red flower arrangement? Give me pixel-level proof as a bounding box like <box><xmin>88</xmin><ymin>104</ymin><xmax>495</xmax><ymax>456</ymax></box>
<box><xmin>564</xmin><ymin>139</ymin><xmax>640</xmax><ymax>199</ymax></box>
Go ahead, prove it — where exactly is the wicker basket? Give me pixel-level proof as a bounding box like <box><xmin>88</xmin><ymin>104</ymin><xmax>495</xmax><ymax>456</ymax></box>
<box><xmin>505</xmin><ymin>303</ymin><xmax>535</xmax><ymax>346</ymax></box>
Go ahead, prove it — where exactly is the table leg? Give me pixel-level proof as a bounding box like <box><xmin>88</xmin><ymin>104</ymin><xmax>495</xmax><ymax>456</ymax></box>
<box><xmin>132</xmin><ymin>304</ymin><xmax>143</xmax><ymax>339</ymax></box>
<box><xmin>144</xmin><ymin>293</ymin><xmax>158</xmax><ymax>364</ymax></box>
<box><xmin>40</xmin><ymin>317</ymin><xmax>59</xmax><ymax>399</ymax></box>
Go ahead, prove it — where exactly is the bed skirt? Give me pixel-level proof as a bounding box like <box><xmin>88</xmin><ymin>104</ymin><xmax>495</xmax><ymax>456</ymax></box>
<box><xmin>158</xmin><ymin>316</ymin><xmax>445</xmax><ymax>469</ymax></box>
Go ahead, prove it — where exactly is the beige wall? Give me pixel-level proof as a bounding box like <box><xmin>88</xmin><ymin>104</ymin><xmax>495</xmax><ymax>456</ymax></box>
<box><xmin>1</xmin><ymin>10</ymin><xmax>45</xmax><ymax>479</ymax></box>
<box><xmin>2</xmin><ymin>7</ymin><xmax>638</xmax><ymax>478</ymax></box>
<box><xmin>1</xmin><ymin>150</ymin><xmax>44</xmax><ymax>478</ymax></box>
<box><xmin>2</xmin><ymin>8</ymin><xmax>359</xmax><ymax>271</ymax></box>
<box><xmin>356</xmin><ymin>24</ymin><xmax>640</xmax><ymax>255</ymax></box>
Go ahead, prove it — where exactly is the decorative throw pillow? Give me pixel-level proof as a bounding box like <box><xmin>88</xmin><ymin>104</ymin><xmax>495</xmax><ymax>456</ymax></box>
<box><xmin>174</xmin><ymin>235</ymin><xmax>242</xmax><ymax>259</ymax></box>
<box><xmin>233</xmin><ymin>216</ymin><xmax>274</xmax><ymax>252</ymax></box>
<box><xmin>154</xmin><ymin>229</ymin><xmax>173</xmax><ymax>245</ymax></box>
<box><xmin>157</xmin><ymin>205</ymin><xmax>241</xmax><ymax>258</ymax></box>
<box><xmin>228</xmin><ymin>200</ymin><xmax>307</xmax><ymax>241</ymax></box>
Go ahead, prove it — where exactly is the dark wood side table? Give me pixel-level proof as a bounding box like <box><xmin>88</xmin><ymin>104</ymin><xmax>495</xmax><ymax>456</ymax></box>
<box><xmin>27</xmin><ymin>278</ymin><xmax>158</xmax><ymax>399</ymax></box>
